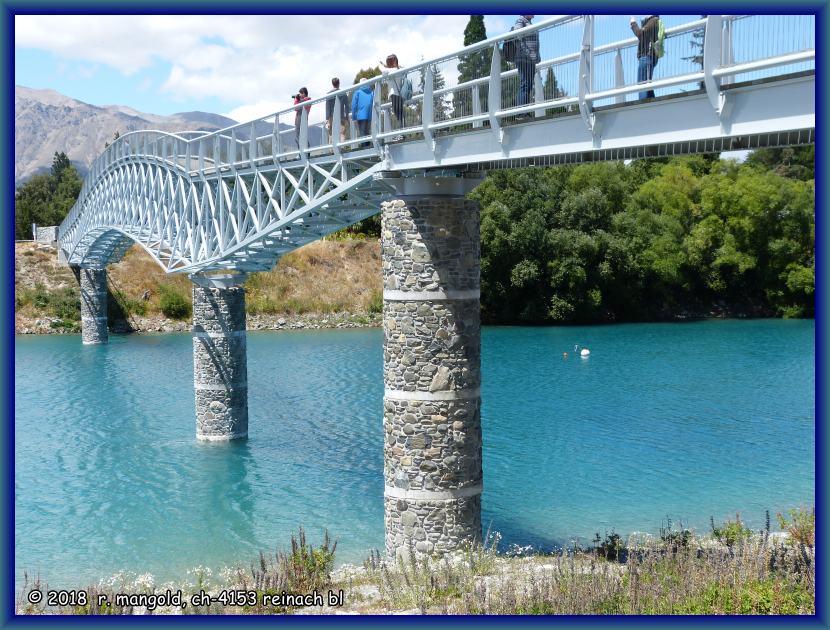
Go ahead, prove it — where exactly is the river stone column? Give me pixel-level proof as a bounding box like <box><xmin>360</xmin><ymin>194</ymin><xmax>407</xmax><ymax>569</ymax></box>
<box><xmin>191</xmin><ymin>273</ymin><xmax>249</xmax><ymax>441</ymax></box>
<box><xmin>379</xmin><ymin>172</ymin><xmax>484</xmax><ymax>561</ymax></box>
<box><xmin>78</xmin><ymin>266</ymin><xmax>108</xmax><ymax>345</ymax></box>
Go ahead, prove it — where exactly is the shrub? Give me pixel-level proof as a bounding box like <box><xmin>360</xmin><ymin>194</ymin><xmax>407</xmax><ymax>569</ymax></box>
<box><xmin>50</xmin><ymin>288</ymin><xmax>81</xmax><ymax>320</ymax></box>
<box><xmin>158</xmin><ymin>285</ymin><xmax>191</xmax><ymax>320</ymax></box>
<box><xmin>594</xmin><ymin>531</ymin><xmax>626</xmax><ymax>561</ymax></box>
<box><xmin>368</xmin><ymin>288</ymin><xmax>383</xmax><ymax>314</ymax></box>
<box><xmin>777</xmin><ymin>506</ymin><xmax>815</xmax><ymax>547</ymax></box>
<box><xmin>711</xmin><ymin>513</ymin><xmax>752</xmax><ymax>547</ymax></box>
<box><xmin>660</xmin><ymin>518</ymin><xmax>693</xmax><ymax>552</ymax></box>
<box><xmin>250</xmin><ymin>527</ymin><xmax>336</xmax><ymax>611</ymax></box>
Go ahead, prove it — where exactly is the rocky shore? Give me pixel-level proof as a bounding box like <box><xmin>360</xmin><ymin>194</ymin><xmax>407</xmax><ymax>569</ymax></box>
<box><xmin>15</xmin><ymin>311</ymin><xmax>382</xmax><ymax>336</ymax></box>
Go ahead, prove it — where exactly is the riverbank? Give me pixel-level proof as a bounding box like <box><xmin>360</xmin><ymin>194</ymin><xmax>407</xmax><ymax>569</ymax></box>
<box><xmin>14</xmin><ymin>239</ymin><xmax>382</xmax><ymax>335</ymax></box>
<box><xmin>17</xmin><ymin>525</ymin><xmax>814</xmax><ymax>615</ymax></box>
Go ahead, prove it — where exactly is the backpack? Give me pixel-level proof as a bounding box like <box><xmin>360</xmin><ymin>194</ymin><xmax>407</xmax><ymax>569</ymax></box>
<box><xmin>653</xmin><ymin>18</ymin><xmax>666</xmax><ymax>58</ymax></box>
<box><xmin>399</xmin><ymin>76</ymin><xmax>413</xmax><ymax>101</ymax></box>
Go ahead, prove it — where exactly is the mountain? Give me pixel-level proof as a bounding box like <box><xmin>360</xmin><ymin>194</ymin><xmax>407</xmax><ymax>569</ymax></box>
<box><xmin>14</xmin><ymin>86</ymin><xmax>238</xmax><ymax>185</ymax></box>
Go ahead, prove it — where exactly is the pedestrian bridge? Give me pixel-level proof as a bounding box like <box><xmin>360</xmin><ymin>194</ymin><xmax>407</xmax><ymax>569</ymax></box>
<box><xmin>58</xmin><ymin>14</ymin><xmax>814</xmax><ymax>273</ymax></box>
<box><xmin>55</xmin><ymin>14</ymin><xmax>815</xmax><ymax>561</ymax></box>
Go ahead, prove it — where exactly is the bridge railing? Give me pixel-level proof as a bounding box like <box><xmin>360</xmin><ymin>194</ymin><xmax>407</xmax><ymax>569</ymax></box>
<box><xmin>60</xmin><ymin>14</ymin><xmax>816</xmax><ymax>253</ymax></box>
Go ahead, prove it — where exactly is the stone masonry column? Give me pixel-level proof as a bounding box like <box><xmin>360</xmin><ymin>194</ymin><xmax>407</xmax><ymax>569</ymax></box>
<box><xmin>191</xmin><ymin>273</ymin><xmax>249</xmax><ymax>441</ymax></box>
<box><xmin>78</xmin><ymin>267</ymin><xmax>108</xmax><ymax>345</ymax></box>
<box><xmin>379</xmin><ymin>172</ymin><xmax>485</xmax><ymax>560</ymax></box>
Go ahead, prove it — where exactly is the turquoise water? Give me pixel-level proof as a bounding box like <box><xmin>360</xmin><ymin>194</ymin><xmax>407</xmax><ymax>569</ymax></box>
<box><xmin>15</xmin><ymin>320</ymin><xmax>814</xmax><ymax>587</ymax></box>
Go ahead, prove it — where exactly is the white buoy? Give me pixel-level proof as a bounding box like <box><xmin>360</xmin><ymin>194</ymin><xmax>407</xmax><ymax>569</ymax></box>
<box><xmin>580</xmin><ymin>348</ymin><xmax>590</xmax><ymax>357</ymax></box>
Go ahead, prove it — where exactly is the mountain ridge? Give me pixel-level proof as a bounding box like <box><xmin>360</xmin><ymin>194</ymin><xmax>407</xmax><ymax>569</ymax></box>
<box><xmin>14</xmin><ymin>85</ymin><xmax>239</xmax><ymax>185</ymax></box>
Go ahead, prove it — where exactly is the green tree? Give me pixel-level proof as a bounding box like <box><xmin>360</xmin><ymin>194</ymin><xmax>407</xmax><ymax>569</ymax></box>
<box><xmin>473</xmin><ymin>151</ymin><xmax>814</xmax><ymax>323</ymax></box>
<box><xmin>457</xmin><ymin>16</ymin><xmax>490</xmax><ymax>118</ymax></box>
<box><xmin>353</xmin><ymin>66</ymin><xmax>381</xmax><ymax>85</ymax></box>
<box><xmin>14</xmin><ymin>152</ymin><xmax>83</xmax><ymax>239</ymax></box>
<box><xmin>15</xmin><ymin>175</ymin><xmax>53</xmax><ymax>239</ymax></box>
<box><xmin>745</xmin><ymin>146</ymin><xmax>814</xmax><ymax>181</ymax></box>
<box><xmin>50</xmin><ymin>151</ymin><xmax>72</xmax><ymax>182</ymax></box>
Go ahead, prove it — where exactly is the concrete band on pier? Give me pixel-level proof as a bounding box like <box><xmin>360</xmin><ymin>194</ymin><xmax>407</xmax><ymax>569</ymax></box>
<box><xmin>78</xmin><ymin>267</ymin><xmax>108</xmax><ymax>345</ymax></box>
<box><xmin>191</xmin><ymin>273</ymin><xmax>249</xmax><ymax>441</ymax></box>
<box><xmin>380</xmin><ymin>173</ymin><xmax>484</xmax><ymax>560</ymax></box>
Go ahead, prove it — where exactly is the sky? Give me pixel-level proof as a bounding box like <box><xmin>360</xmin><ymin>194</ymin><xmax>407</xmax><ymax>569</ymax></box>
<box><xmin>15</xmin><ymin>14</ymin><xmax>530</xmax><ymax>122</ymax></box>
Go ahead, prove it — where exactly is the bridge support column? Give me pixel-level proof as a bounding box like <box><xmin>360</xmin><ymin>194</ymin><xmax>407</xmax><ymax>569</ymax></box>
<box><xmin>191</xmin><ymin>273</ymin><xmax>249</xmax><ymax>441</ymax></box>
<box><xmin>78</xmin><ymin>266</ymin><xmax>108</xmax><ymax>345</ymax></box>
<box><xmin>379</xmin><ymin>172</ymin><xmax>485</xmax><ymax>560</ymax></box>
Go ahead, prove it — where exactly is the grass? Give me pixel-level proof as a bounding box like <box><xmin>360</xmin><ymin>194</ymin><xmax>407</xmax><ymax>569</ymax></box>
<box><xmin>243</xmin><ymin>239</ymin><xmax>380</xmax><ymax>317</ymax></box>
<box><xmin>16</xmin><ymin>509</ymin><xmax>815</xmax><ymax>616</ymax></box>
<box><xmin>15</xmin><ymin>239</ymin><xmax>381</xmax><ymax>324</ymax></box>
<box><xmin>16</xmin><ymin>283</ymin><xmax>81</xmax><ymax>325</ymax></box>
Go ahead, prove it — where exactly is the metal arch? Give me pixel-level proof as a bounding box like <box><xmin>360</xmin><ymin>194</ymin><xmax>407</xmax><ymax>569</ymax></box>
<box><xmin>60</xmin><ymin>138</ymin><xmax>389</xmax><ymax>273</ymax></box>
<box><xmin>58</xmin><ymin>14</ymin><xmax>815</xmax><ymax>274</ymax></box>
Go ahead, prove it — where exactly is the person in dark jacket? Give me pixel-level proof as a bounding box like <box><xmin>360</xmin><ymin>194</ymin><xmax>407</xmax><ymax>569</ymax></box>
<box><xmin>351</xmin><ymin>79</ymin><xmax>374</xmax><ymax>147</ymax></box>
<box><xmin>631</xmin><ymin>15</ymin><xmax>660</xmax><ymax>99</ymax></box>
<box><xmin>512</xmin><ymin>15</ymin><xmax>540</xmax><ymax>109</ymax></box>
<box><xmin>325</xmin><ymin>77</ymin><xmax>348</xmax><ymax>144</ymax></box>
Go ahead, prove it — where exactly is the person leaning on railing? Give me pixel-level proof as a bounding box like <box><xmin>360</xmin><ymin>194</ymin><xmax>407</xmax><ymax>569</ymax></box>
<box><xmin>512</xmin><ymin>15</ymin><xmax>540</xmax><ymax>112</ymax></box>
<box><xmin>631</xmin><ymin>15</ymin><xmax>660</xmax><ymax>100</ymax></box>
<box><xmin>325</xmin><ymin>77</ymin><xmax>349</xmax><ymax>144</ymax></box>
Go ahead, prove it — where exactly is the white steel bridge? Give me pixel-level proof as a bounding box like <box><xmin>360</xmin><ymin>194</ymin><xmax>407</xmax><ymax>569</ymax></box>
<box><xmin>58</xmin><ymin>14</ymin><xmax>816</xmax><ymax>275</ymax></box>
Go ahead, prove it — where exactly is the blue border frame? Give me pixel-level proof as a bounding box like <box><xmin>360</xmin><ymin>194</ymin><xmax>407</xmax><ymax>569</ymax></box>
<box><xmin>3</xmin><ymin>0</ymin><xmax>826</xmax><ymax>627</ymax></box>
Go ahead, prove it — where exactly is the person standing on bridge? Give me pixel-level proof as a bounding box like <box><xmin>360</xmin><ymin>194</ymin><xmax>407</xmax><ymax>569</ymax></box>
<box><xmin>631</xmin><ymin>15</ymin><xmax>660</xmax><ymax>100</ymax></box>
<box><xmin>326</xmin><ymin>77</ymin><xmax>349</xmax><ymax>146</ymax></box>
<box><xmin>512</xmin><ymin>15</ymin><xmax>540</xmax><ymax>111</ymax></box>
<box><xmin>293</xmin><ymin>87</ymin><xmax>312</xmax><ymax>149</ymax></box>
<box><xmin>351</xmin><ymin>78</ymin><xmax>374</xmax><ymax>147</ymax></box>
<box><xmin>380</xmin><ymin>54</ymin><xmax>410</xmax><ymax>139</ymax></box>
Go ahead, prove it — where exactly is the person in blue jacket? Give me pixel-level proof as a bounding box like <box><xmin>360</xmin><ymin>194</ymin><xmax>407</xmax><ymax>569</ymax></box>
<box><xmin>351</xmin><ymin>78</ymin><xmax>374</xmax><ymax>147</ymax></box>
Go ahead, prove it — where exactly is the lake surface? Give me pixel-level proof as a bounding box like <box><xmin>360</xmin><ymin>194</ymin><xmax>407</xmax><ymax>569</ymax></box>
<box><xmin>15</xmin><ymin>320</ymin><xmax>814</xmax><ymax>588</ymax></box>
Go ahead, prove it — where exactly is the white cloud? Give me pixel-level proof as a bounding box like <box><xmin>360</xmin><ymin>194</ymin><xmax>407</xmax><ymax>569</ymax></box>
<box><xmin>15</xmin><ymin>14</ymin><xmax>566</xmax><ymax>124</ymax></box>
<box><xmin>15</xmin><ymin>14</ymin><xmax>476</xmax><ymax>123</ymax></box>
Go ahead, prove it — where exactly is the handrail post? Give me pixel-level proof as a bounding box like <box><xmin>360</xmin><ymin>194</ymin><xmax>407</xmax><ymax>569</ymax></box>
<box><xmin>213</xmin><ymin>135</ymin><xmax>220</xmax><ymax>175</ymax></box>
<box><xmin>534</xmin><ymin>68</ymin><xmax>544</xmax><ymax>117</ymax></box>
<box><xmin>249</xmin><ymin>122</ymin><xmax>256</xmax><ymax>169</ymax></box>
<box><xmin>703</xmin><ymin>15</ymin><xmax>724</xmax><ymax>114</ymax></box>
<box><xmin>299</xmin><ymin>107</ymin><xmax>309</xmax><ymax>156</ymax></box>
<box><xmin>472</xmin><ymin>84</ymin><xmax>482</xmax><ymax>128</ymax></box>
<box><xmin>371</xmin><ymin>81</ymin><xmax>382</xmax><ymax>151</ymax></box>
<box><xmin>273</xmin><ymin>116</ymin><xmax>282</xmax><ymax>158</ymax></box>
<box><xmin>578</xmin><ymin>15</ymin><xmax>595</xmax><ymax>132</ymax></box>
<box><xmin>614</xmin><ymin>48</ymin><xmax>625</xmax><ymax>104</ymax></box>
<box><xmin>488</xmin><ymin>42</ymin><xmax>502</xmax><ymax>139</ymax></box>
<box><xmin>721</xmin><ymin>17</ymin><xmax>734</xmax><ymax>87</ymax></box>
<box><xmin>332</xmin><ymin>95</ymin><xmax>342</xmax><ymax>155</ymax></box>
<box><xmin>422</xmin><ymin>65</ymin><xmax>435</xmax><ymax>149</ymax></box>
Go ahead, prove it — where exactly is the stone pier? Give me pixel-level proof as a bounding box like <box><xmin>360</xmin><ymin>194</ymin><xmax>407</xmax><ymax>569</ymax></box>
<box><xmin>78</xmin><ymin>267</ymin><xmax>108</xmax><ymax>345</ymax></box>
<box><xmin>191</xmin><ymin>273</ymin><xmax>249</xmax><ymax>441</ymax></box>
<box><xmin>379</xmin><ymin>172</ymin><xmax>484</xmax><ymax>560</ymax></box>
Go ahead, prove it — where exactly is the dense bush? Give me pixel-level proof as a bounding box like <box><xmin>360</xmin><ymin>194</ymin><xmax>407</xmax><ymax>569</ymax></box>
<box><xmin>471</xmin><ymin>148</ymin><xmax>814</xmax><ymax>324</ymax></box>
<box><xmin>158</xmin><ymin>285</ymin><xmax>191</xmax><ymax>320</ymax></box>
